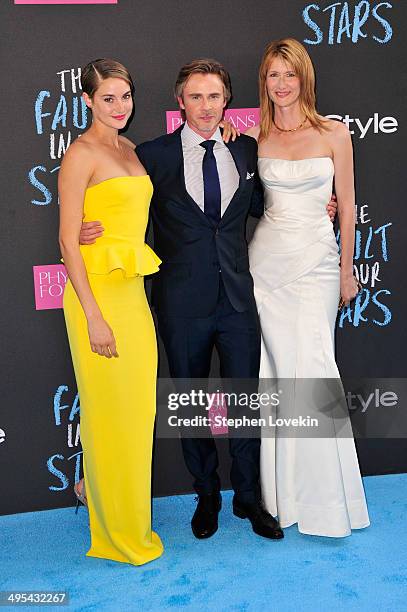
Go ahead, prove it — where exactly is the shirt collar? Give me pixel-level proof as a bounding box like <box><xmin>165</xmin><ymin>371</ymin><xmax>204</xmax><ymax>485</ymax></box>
<box><xmin>181</xmin><ymin>121</ymin><xmax>223</xmax><ymax>148</ymax></box>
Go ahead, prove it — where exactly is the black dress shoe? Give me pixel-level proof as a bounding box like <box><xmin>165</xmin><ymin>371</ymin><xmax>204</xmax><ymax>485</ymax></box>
<box><xmin>233</xmin><ymin>499</ymin><xmax>284</xmax><ymax>539</ymax></box>
<box><xmin>191</xmin><ymin>492</ymin><xmax>222</xmax><ymax>539</ymax></box>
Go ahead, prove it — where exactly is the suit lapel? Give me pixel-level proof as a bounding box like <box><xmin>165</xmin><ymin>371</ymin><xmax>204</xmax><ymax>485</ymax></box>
<box><xmin>219</xmin><ymin>138</ymin><xmax>247</xmax><ymax>227</ymax></box>
<box><xmin>225</xmin><ymin>138</ymin><xmax>246</xmax><ymax>186</ymax></box>
<box><xmin>165</xmin><ymin>126</ymin><xmax>213</xmax><ymax>228</ymax></box>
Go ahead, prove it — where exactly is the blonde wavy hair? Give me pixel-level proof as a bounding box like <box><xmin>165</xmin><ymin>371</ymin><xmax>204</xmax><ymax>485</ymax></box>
<box><xmin>258</xmin><ymin>38</ymin><xmax>328</xmax><ymax>141</ymax></box>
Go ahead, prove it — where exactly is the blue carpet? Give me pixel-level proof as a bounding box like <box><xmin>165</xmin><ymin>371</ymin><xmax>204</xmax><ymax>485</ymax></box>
<box><xmin>0</xmin><ymin>474</ymin><xmax>406</xmax><ymax>611</ymax></box>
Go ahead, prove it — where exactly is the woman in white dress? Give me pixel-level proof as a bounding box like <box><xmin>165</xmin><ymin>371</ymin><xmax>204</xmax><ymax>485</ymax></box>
<box><xmin>246</xmin><ymin>38</ymin><xmax>370</xmax><ymax>537</ymax></box>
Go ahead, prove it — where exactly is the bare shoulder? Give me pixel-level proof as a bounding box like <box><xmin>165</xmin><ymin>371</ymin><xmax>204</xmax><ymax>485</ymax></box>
<box><xmin>245</xmin><ymin>125</ymin><xmax>260</xmax><ymax>141</ymax></box>
<box><xmin>323</xmin><ymin>117</ymin><xmax>351</xmax><ymax>142</ymax></box>
<box><xmin>119</xmin><ymin>134</ymin><xmax>137</xmax><ymax>150</ymax></box>
<box><xmin>59</xmin><ymin>138</ymin><xmax>94</xmax><ymax>182</ymax></box>
<box><xmin>61</xmin><ymin>138</ymin><xmax>92</xmax><ymax>166</ymax></box>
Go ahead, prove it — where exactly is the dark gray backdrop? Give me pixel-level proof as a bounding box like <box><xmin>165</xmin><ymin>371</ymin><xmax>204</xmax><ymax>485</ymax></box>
<box><xmin>1</xmin><ymin>0</ymin><xmax>406</xmax><ymax>515</ymax></box>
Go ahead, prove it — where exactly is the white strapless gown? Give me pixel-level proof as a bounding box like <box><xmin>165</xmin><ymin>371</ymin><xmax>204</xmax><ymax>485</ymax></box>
<box><xmin>249</xmin><ymin>157</ymin><xmax>370</xmax><ymax>537</ymax></box>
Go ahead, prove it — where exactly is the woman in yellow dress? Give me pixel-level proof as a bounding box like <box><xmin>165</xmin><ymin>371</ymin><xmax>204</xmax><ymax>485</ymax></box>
<box><xmin>59</xmin><ymin>58</ymin><xmax>163</xmax><ymax>565</ymax></box>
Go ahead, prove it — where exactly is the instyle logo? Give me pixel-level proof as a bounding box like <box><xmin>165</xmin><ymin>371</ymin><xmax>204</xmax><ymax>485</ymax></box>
<box><xmin>15</xmin><ymin>1</ymin><xmax>117</xmax><ymax>5</ymax></box>
<box><xmin>33</xmin><ymin>264</ymin><xmax>67</xmax><ymax>310</ymax></box>
<box><xmin>166</xmin><ymin>108</ymin><xmax>260</xmax><ymax>134</ymax></box>
<box><xmin>326</xmin><ymin>113</ymin><xmax>398</xmax><ymax>139</ymax></box>
<box><xmin>346</xmin><ymin>389</ymin><xmax>398</xmax><ymax>412</ymax></box>
<box><xmin>0</xmin><ymin>428</ymin><xmax>5</xmax><ymax>444</ymax></box>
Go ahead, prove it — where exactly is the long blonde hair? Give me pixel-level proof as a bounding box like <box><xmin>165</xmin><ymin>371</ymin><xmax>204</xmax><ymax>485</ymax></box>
<box><xmin>258</xmin><ymin>38</ymin><xmax>328</xmax><ymax>141</ymax></box>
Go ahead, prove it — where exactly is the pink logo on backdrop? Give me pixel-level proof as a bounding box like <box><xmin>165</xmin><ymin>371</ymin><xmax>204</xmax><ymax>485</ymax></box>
<box><xmin>208</xmin><ymin>393</ymin><xmax>228</xmax><ymax>435</ymax></box>
<box><xmin>15</xmin><ymin>1</ymin><xmax>117</xmax><ymax>5</ymax></box>
<box><xmin>33</xmin><ymin>264</ymin><xmax>68</xmax><ymax>310</ymax></box>
<box><xmin>166</xmin><ymin>108</ymin><xmax>260</xmax><ymax>134</ymax></box>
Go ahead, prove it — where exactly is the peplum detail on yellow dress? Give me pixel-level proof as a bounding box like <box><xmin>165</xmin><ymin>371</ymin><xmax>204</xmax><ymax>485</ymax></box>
<box><xmin>63</xmin><ymin>176</ymin><xmax>164</xmax><ymax>565</ymax></box>
<box><xmin>80</xmin><ymin>241</ymin><xmax>161</xmax><ymax>277</ymax></box>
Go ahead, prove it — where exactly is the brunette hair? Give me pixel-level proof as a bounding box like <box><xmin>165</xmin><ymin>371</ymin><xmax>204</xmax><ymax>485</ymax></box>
<box><xmin>174</xmin><ymin>58</ymin><xmax>232</xmax><ymax>115</ymax></box>
<box><xmin>81</xmin><ymin>58</ymin><xmax>134</xmax><ymax>98</ymax></box>
<box><xmin>258</xmin><ymin>38</ymin><xmax>328</xmax><ymax>141</ymax></box>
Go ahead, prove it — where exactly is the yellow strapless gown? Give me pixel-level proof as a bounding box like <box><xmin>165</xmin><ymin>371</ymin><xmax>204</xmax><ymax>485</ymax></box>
<box><xmin>63</xmin><ymin>176</ymin><xmax>164</xmax><ymax>565</ymax></box>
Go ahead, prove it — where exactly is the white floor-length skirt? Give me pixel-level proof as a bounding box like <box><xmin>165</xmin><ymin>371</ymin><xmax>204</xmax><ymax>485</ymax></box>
<box><xmin>250</xmin><ymin>157</ymin><xmax>370</xmax><ymax>537</ymax></box>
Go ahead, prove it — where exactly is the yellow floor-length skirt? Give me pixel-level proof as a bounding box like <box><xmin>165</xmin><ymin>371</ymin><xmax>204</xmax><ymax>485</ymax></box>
<box><xmin>63</xmin><ymin>270</ymin><xmax>163</xmax><ymax>565</ymax></box>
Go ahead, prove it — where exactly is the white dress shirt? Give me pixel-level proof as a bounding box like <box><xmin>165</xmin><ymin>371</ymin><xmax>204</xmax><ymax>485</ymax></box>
<box><xmin>181</xmin><ymin>122</ymin><xmax>240</xmax><ymax>217</ymax></box>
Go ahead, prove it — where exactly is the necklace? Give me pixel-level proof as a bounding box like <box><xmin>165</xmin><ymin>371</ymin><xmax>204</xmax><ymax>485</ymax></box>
<box><xmin>274</xmin><ymin>117</ymin><xmax>307</xmax><ymax>133</ymax></box>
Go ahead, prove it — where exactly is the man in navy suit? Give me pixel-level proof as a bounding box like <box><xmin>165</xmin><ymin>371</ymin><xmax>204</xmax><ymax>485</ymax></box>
<box><xmin>81</xmin><ymin>59</ymin><xmax>283</xmax><ymax>540</ymax></box>
<box><xmin>137</xmin><ymin>60</ymin><xmax>283</xmax><ymax>540</ymax></box>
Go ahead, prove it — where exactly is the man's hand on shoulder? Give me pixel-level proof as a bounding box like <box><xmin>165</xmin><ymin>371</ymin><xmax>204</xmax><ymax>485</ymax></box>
<box><xmin>219</xmin><ymin>119</ymin><xmax>240</xmax><ymax>143</ymax></box>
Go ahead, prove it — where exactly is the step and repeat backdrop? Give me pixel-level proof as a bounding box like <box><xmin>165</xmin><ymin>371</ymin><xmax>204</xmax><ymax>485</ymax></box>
<box><xmin>1</xmin><ymin>0</ymin><xmax>406</xmax><ymax>515</ymax></box>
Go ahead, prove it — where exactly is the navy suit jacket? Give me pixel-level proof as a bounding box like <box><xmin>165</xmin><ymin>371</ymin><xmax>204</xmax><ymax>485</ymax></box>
<box><xmin>136</xmin><ymin>125</ymin><xmax>264</xmax><ymax>317</ymax></box>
